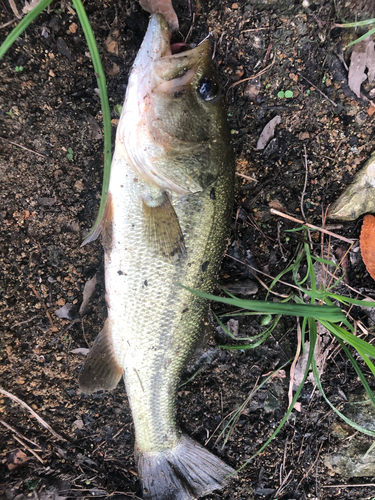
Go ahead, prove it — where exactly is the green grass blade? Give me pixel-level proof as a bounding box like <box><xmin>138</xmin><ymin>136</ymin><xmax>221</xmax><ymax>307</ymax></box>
<box><xmin>345</xmin><ymin>27</ymin><xmax>375</xmax><ymax>48</ymax></box>
<box><xmin>310</xmin><ymin>320</ymin><xmax>375</xmax><ymax>437</ymax></box>
<box><xmin>220</xmin><ymin>361</ymin><xmax>290</xmax><ymax>448</ymax></box>
<box><xmin>340</xmin><ymin>18</ymin><xmax>375</xmax><ymax>28</ymax></box>
<box><xmin>216</xmin><ymin>312</ymin><xmax>281</xmax><ymax>349</ymax></box>
<box><xmin>0</xmin><ymin>0</ymin><xmax>54</xmax><ymax>60</ymax></box>
<box><xmin>72</xmin><ymin>0</ymin><xmax>112</xmax><ymax>242</ymax></box>
<box><xmin>337</xmin><ymin>338</ymin><xmax>375</xmax><ymax>408</ymax></box>
<box><xmin>182</xmin><ymin>286</ymin><xmax>345</xmax><ymax>321</ymax></box>
<box><xmin>327</xmin><ymin>293</ymin><xmax>375</xmax><ymax>308</ymax></box>
<box><xmin>236</xmin><ymin>319</ymin><xmax>314</xmax><ymax>472</ymax></box>
<box><xmin>321</xmin><ymin>321</ymin><xmax>375</xmax><ymax>359</ymax></box>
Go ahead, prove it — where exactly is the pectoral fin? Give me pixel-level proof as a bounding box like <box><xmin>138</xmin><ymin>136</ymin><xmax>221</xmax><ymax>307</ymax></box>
<box><xmin>79</xmin><ymin>320</ymin><xmax>122</xmax><ymax>394</ymax></box>
<box><xmin>143</xmin><ymin>191</ymin><xmax>186</xmax><ymax>261</ymax></box>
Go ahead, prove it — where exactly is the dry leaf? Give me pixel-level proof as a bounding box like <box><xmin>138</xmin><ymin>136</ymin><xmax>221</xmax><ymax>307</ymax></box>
<box><xmin>366</xmin><ymin>38</ymin><xmax>375</xmax><ymax>83</ymax></box>
<box><xmin>108</xmin><ymin>62</ymin><xmax>120</xmax><ymax>77</ymax></box>
<box><xmin>6</xmin><ymin>449</ymin><xmax>28</xmax><ymax>470</ymax></box>
<box><xmin>55</xmin><ymin>303</ymin><xmax>74</xmax><ymax>320</ymax></box>
<box><xmin>360</xmin><ymin>214</ymin><xmax>375</xmax><ymax>280</ymax></box>
<box><xmin>139</xmin><ymin>0</ymin><xmax>179</xmax><ymax>31</ymax></box>
<box><xmin>348</xmin><ymin>36</ymin><xmax>375</xmax><ymax>98</ymax></box>
<box><xmin>328</xmin><ymin>151</ymin><xmax>375</xmax><ymax>220</ymax></box>
<box><xmin>79</xmin><ymin>274</ymin><xmax>97</xmax><ymax>317</ymax></box>
<box><xmin>70</xmin><ymin>348</ymin><xmax>90</xmax><ymax>356</ymax></box>
<box><xmin>256</xmin><ymin>116</ymin><xmax>281</xmax><ymax>150</ymax></box>
<box><xmin>105</xmin><ymin>38</ymin><xmax>119</xmax><ymax>56</ymax></box>
<box><xmin>22</xmin><ymin>0</ymin><xmax>42</xmax><ymax>14</ymax></box>
<box><xmin>72</xmin><ymin>419</ymin><xmax>84</xmax><ymax>430</ymax></box>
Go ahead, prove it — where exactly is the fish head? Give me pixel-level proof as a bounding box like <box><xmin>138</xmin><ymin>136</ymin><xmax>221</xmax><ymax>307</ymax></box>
<box><xmin>117</xmin><ymin>14</ymin><xmax>231</xmax><ymax>195</ymax></box>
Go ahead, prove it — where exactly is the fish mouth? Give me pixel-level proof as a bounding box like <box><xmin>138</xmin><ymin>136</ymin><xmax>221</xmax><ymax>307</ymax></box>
<box><xmin>138</xmin><ymin>14</ymin><xmax>212</xmax><ymax>85</ymax></box>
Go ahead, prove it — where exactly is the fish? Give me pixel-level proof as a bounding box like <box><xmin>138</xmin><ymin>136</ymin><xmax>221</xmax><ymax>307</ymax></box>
<box><xmin>79</xmin><ymin>13</ymin><xmax>235</xmax><ymax>500</ymax></box>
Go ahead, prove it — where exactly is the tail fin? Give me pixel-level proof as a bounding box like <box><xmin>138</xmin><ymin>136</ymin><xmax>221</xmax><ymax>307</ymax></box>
<box><xmin>138</xmin><ymin>435</ymin><xmax>235</xmax><ymax>500</ymax></box>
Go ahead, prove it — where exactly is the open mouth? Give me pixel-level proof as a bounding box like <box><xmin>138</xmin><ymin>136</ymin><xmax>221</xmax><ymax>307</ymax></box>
<box><xmin>170</xmin><ymin>42</ymin><xmax>190</xmax><ymax>55</ymax></box>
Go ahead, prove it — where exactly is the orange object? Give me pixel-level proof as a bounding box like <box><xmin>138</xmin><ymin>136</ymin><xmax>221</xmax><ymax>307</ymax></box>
<box><xmin>360</xmin><ymin>214</ymin><xmax>375</xmax><ymax>280</ymax></box>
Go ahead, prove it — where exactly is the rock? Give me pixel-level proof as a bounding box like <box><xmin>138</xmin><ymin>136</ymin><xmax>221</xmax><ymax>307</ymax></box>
<box><xmin>324</xmin><ymin>390</ymin><xmax>375</xmax><ymax>477</ymax></box>
<box><xmin>328</xmin><ymin>151</ymin><xmax>375</xmax><ymax>220</ymax></box>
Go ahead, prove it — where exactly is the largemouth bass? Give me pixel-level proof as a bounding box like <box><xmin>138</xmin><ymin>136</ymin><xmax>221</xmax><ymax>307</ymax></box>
<box><xmin>79</xmin><ymin>13</ymin><xmax>235</xmax><ymax>499</ymax></box>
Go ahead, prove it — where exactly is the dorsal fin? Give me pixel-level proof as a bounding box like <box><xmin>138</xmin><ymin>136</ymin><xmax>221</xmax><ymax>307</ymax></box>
<box><xmin>79</xmin><ymin>320</ymin><xmax>122</xmax><ymax>394</ymax></box>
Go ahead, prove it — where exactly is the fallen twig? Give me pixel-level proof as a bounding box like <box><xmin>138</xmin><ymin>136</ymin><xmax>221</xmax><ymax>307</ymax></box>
<box><xmin>270</xmin><ymin>208</ymin><xmax>355</xmax><ymax>244</ymax></box>
<box><xmin>0</xmin><ymin>19</ymin><xmax>18</xmax><ymax>30</ymax></box>
<box><xmin>50</xmin><ymin>318</ymin><xmax>80</xmax><ymax>344</ymax></box>
<box><xmin>0</xmin><ymin>388</ymin><xmax>66</xmax><ymax>441</ymax></box>
<box><xmin>228</xmin><ymin>56</ymin><xmax>276</xmax><ymax>90</ymax></box>
<box><xmin>11</xmin><ymin>315</ymin><xmax>41</xmax><ymax>329</ymax></box>
<box><xmin>0</xmin><ymin>418</ymin><xmax>41</xmax><ymax>449</ymax></box>
<box><xmin>288</xmin><ymin>319</ymin><xmax>302</xmax><ymax>410</ymax></box>
<box><xmin>13</xmin><ymin>435</ymin><xmax>44</xmax><ymax>464</ymax></box>
<box><xmin>235</xmin><ymin>172</ymin><xmax>258</xmax><ymax>183</ymax></box>
<box><xmin>0</xmin><ymin>136</ymin><xmax>48</xmax><ymax>158</ymax></box>
<box><xmin>297</xmin><ymin>72</ymin><xmax>337</xmax><ymax>107</ymax></box>
<box><xmin>29</xmin><ymin>284</ymin><xmax>54</xmax><ymax>329</ymax></box>
<box><xmin>323</xmin><ymin>483</ymin><xmax>375</xmax><ymax>488</ymax></box>
<box><xmin>8</xmin><ymin>0</ymin><xmax>21</xmax><ymax>18</ymax></box>
<box><xmin>300</xmin><ymin>144</ymin><xmax>308</xmax><ymax>221</ymax></box>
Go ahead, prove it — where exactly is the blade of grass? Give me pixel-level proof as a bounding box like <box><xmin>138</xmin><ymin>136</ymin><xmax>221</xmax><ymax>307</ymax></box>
<box><xmin>327</xmin><ymin>293</ymin><xmax>375</xmax><ymax>308</ymax></box>
<box><xmin>310</xmin><ymin>319</ymin><xmax>375</xmax><ymax>437</ymax></box>
<box><xmin>0</xmin><ymin>0</ymin><xmax>54</xmax><ymax>60</ymax></box>
<box><xmin>235</xmin><ymin>318</ymin><xmax>315</xmax><ymax>473</ymax></box>
<box><xmin>345</xmin><ymin>27</ymin><xmax>375</xmax><ymax>48</ymax></box>
<box><xmin>182</xmin><ymin>286</ymin><xmax>345</xmax><ymax>322</ymax></box>
<box><xmin>337</xmin><ymin>338</ymin><xmax>375</xmax><ymax>408</ymax></box>
<box><xmin>72</xmin><ymin>0</ymin><xmax>112</xmax><ymax>243</ymax></box>
<box><xmin>214</xmin><ymin>311</ymin><xmax>281</xmax><ymax>349</ymax></box>
<box><xmin>338</xmin><ymin>18</ymin><xmax>375</xmax><ymax>28</ymax></box>
<box><xmin>320</xmin><ymin>321</ymin><xmax>375</xmax><ymax>359</ymax></box>
<box><xmin>220</xmin><ymin>361</ymin><xmax>290</xmax><ymax>448</ymax></box>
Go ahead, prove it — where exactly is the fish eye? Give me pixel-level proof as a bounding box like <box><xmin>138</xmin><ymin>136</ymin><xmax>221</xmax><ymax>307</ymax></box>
<box><xmin>198</xmin><ymin>77</ymin><xmax>219</xmax><ymax>101</ymax></box>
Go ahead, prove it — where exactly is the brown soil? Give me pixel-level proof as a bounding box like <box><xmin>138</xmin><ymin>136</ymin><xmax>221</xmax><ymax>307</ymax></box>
<box><xmin>1</xmin><ymin>1</ymin><xmax>375</xmax><ymax>499</ymax></box>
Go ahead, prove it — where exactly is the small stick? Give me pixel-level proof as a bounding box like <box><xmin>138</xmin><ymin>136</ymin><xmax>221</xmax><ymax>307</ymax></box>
<box><xmin>270</xmin><ymin>208</ymin><xmax>355</xmax><ymax>244</ymax></box>
<box><xmin>29</xmin><ymin>284</ymin><xmax>54</xmax><ymax>329</ymax></box>
<box><xmin>13</xmin><ymin>435</ymin><xmax>44</xmax><ymax>464</ymax></box>
<box><xmin>242</xmin><ymin>27</ymin><xmax>269</xmax><ymax>32</ymax></box>
<box><xmin>297</xmin><ymin>442</ymin><xmax>324</xmax><ymax>488</ymax></box>
<box><xmin>0</xmin><ymin>388</ymin><xmax>66</xmax><ymax>441</ymax></box>
<box><xmin>11</xmin><ymin>315</ymin><xmax>41</xmax><ymax>329</ymax></box>
<box><xmin>0</xmin><ymin>136</ymin><xmax>47</xmax><ymax>158</ymax></box>
<box><xmin>228</xmin><ymin>56</ymin><xmax>275</xmax><ymax>90</ymax></box>
<box><xmin>323</xmin><ymin>483</ymin><xmax>375</xmax><ymax>488</ymax></box>
<box><xmin>235</xmin><ymin>171</ymin><xmax>258</xmax><ymax>182</ymax></box>
<box><xmin>50</xmin><ymin>318</ymin><xmax>80</xmax><ymax>345</ymax></box>
<box><xmin>288</xmin><ymin>319</ymin><xmax>302</xmax><ymax>409</ymax></box>
<box><xmin>297</xmin><ymin>72</ymin><xmax>337</xmax><ymax>107</ymax></box>
<box><xmin>8</xmin><ymin>0</ymin><xmax>21</xmax><ymax>18</ymax></box>
<box><xmin>0</xmin><ymin>418</ymin><xmax>41</xmax><ymax>449</ymax></box>
<box><xmin>225</xmin><ymin>253</ymin><xmax>300</xmax><ymax>294</ymax></box>
<box><xmin>300</xmin><ymin>144</ymin><xmax>308</xmax><ymax>221</ymax></box>
<box><xmin>0</xmin><ymin>19</ymin><xmax>17</xmax><ymax>29</ymax></box>
<box><xmin>184</xmin><ymin>11</ymin><xmax>195</xmax><ymax>43</ymax></box>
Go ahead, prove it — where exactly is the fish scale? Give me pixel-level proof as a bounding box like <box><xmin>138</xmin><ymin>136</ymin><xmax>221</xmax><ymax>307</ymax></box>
<box><xmin>79</xmin><ymin>13</ymin><xmax>235</xmax><ymax>500</ymax></box>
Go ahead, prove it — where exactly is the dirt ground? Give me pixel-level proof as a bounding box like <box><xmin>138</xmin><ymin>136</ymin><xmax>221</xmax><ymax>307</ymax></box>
<box><xmin>1</xmin><ymin>0</ymin><xmax>375</xmax><ymax>499</ymax></box>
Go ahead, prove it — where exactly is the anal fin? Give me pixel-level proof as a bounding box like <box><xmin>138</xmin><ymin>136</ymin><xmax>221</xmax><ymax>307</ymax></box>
<box><xmin>79</xmin><ymin>320</ymin><xmax>122</xmax><ymax>394</ymax></box>
<box><xmin>143</xmin><ymin>192</ymin><xmax>186</xmax><ymax>261</ymax></box>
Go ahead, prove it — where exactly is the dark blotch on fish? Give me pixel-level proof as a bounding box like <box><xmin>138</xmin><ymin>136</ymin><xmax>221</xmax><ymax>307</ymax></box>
<box><xmin>173</xmin><ymin>89</ymin><xmax>186</xmax><ymax>98</ymax></box>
